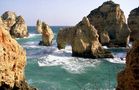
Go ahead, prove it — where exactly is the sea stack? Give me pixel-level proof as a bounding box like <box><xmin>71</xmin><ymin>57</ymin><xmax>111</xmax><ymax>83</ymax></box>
<box><xmin>1</xmin><ymin>11</ymin><xmax>28</xmax><ymax>38</ymax></box>
<box><xmin>128</xmin><ymin>7</ymin><xmax>139</xmax><ymax>41</ymax></box>
<box><xmin>57</xmin><ymin>17</ymin><xmax>113</xmax><ymax>58</ymax></box>
<box><xmin>87</xmin><ymin>1</ymin><xmax>130</xmax><ymax>47</ymax></box>
<box><xmin>39</xmin><ymin>21</ymin><xmax>54</xmax><ymax>46</ymax></box>
<box><xmin>0</xmin><ymin>25</ymin><xmax>35</xmax><ymax>90</ymax></box>
<box><xmin>10</xmin><ymin>16</ymin><xmax>28</xmax><ymax>38</ymax></box>
<box><xmin>116</xmin><ymin>40</ymin><xmax>139</xmax><ymax>90</ymax></box>
<box><xmin>36</xmin><ymin>19</ymin><xmax>42</xmax><ymax>34</ymax></box>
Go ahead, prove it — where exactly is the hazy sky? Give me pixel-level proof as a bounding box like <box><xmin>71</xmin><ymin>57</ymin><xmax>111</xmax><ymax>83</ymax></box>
<box><xmin>0</xmin><ymin>0</ymin><xmax>138</xmax><ymax>26</ymax></box>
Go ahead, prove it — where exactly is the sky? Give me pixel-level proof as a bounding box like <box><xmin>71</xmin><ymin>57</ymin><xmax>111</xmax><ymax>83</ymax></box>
<box><xmin>0</xmin><ymin>0</ymin><xmax>139</xmax><ymax>26</ymax></box>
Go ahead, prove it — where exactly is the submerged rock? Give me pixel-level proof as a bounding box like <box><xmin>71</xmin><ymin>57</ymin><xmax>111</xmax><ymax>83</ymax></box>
<box><xmin>87</xmin><ymin>1</ymin><xmax>130</xmax><ymax>47</ymax></box>
<box><xmin>1</xmin><ymin>11</ymin><xmax>28</xmax><ymax>38</ymax></box>
<box><xmin>117</xmin><ymin>40</ymin><xmax>139</xmax><ymax>90</ymax></box>
<box><xmin>36</xmin><ymin>19</ymin><xmax>42</xmax><ymax>34</ymax></box>
<box><xmin>39</xmin><ymin>21</ymin><xmax>54</xmax><ymax>46</ymax></box>
<box><xmin>57</xmin><ymin>17</ymin><xmax>113</xmax><ymax>58</ymax></box>
<box><xmin>0</xmin><ymin>26</ymin><xmax>36</xmax><ymax>90</ymax></box>
<box><xmin>128</xmin><ymin>7</ymin><xmax>139</xmax><ymax>41</ymax></box>
<box><xmin>10</xmin><ymin>16</ymin><xmax>28</xmax><ymax>38</ymax></box>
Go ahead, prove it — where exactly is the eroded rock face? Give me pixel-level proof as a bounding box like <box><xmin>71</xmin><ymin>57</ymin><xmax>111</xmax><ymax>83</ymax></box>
<box><xmin>57</xmin><ymin>17</ymin><xmax>113</xmax><ymax>58</ymax></box>
<box><xmin>1</xmin><ymin>11</ymin><xmax>16</xmax><ymax>31</ymax></box>
<box><xmin>87</xmin><ymin>1</ymin><xmax>130</xmax><ymax>47</ymax></box>
<box><xmin>10</xmin><ymin>16</ymin><xmax>28</xmax><ymax>38</ymax></box>
<box><xmin>117</xmin><ymin>40</ymin><xmax>139</xmax><ymax>90</ymax></box>
<box><xmin>128</xmin><ymin>7</ymin><xmax>139</xmax><ymax>41</ymax></box>
<box><xmin>0</xmin><ymin>26</ymin><xmax>35</xmax><ymax>90</ymax></box>
<box><xmin>1</xmin><ymin>11</ymin><xmax>28</xmax><ymax>38</ymax></box>
<box><xmin>39</xmin><ymin>21</ymin><xmax>54</xmax><ymax>46</ymax></box>
<box><xmin>36</xmin><ymin>19</ymin><xmax>42</xmax><ymax>34</ymax></box>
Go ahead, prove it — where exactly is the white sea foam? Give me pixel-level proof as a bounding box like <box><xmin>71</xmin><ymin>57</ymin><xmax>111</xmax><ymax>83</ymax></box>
<box><xmin>38</xmin><ymin>46</ymin><xmax>100</xmax><ymax>73</ymax></box>
<box><xmin>105</xmin><ymin>58</ymin><xmax>125</xmax><ymax>64</ymax></box>
<box><xmin>29</xmin><ymin>33</ymin><xmax>41</xmax><ymax>38</ymax></box>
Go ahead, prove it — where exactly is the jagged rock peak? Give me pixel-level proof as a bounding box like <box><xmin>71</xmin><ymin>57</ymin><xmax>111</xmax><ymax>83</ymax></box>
<box><xmin>87</xmin><ymin>1</ymin><xmax>130</xmax><ymax>47</ymax></box>
<box><xmin>39</xmin><ymin>21</ymin><xmax>54</xmax><ymax>46</ymax></box>
<box><xmin>57</xmin><ymin>17</ymin><xmax>113</xmax><ymax>58</ymax></box>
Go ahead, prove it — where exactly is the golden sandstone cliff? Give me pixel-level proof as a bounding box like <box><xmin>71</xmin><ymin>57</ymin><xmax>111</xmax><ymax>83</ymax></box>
<box><xmin>1</xmin><ymin>11</ymin><xmax>28</xmax><ymax>38</ymax></box>
<box><xmin>57</xmin><ymin>17</ymin><xmax>113</xmax><ymax>58</ymax></box>
<box><xmin>87</xmin><ymin>1</ymin><xmax>130</xmax><ymax>47</ymax></box>
<box><xmin>0</xmin><ymin>25</ymin><xmax>35</xmax><ymax>89</ymax></box>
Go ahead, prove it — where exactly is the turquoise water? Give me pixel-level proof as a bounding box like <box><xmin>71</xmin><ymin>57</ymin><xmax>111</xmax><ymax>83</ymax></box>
<box><xmin>17</xmin><ymin>26</ymin><xmax>125</xmax><ymax>90</ymax></box>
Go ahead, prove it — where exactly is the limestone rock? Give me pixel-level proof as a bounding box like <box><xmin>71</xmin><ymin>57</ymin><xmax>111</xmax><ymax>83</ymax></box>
<box><xmin>10</xmin><ymin>16</ymin><xmax>28</xmax><ymax>38</ymax></box>
<box><xmin>1</xmin><ymin>11</ymin><xmax>28</xmax><ymax>38</ymax></box>
<box><xmin>57</xmin><ymin>17</ymin><xmax>113</xmax><ymax>58</ymax></box>
<box><xmin>128</xmin><ymin>7</ymin><xmax>139</xmax><ymax>41</ymax></box>
<box><xmin>0</xmin><ymin>26</ymin><xmax>35</xmax><ymax>90</ymax></box>
<box><xmin>36</xmin><ymin>19</ymin><xmax>42</xmax><ymax>34</ymax></box>
<box><xmin>87</xmin><ymin>1</ymin><xmax>130</xmax><ymax>47</ymax></box>
<box><xmin>1</xmin><ymin>11</ymin><xmax>16</xmax><ymax>31</ymax></box>
<box><xmin>39</xmin><ymin>22</ymin><xmax>54</xmax><ymax>46</ymax></box>
<box><xmin>116</xmin><ymin>40</ymin><xmax>139</xmax><ymax>90</ymax></box>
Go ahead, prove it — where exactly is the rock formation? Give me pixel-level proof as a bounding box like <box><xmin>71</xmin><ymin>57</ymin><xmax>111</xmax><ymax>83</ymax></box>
<box><xmin>10</xmin><ymin>16</ymin><xmax>28</xmax><ymax>38</ymax></box>
<box><xmin>39</xmin><ymin>21</ymin><xmax>54</xmax><ymax>46</ymax></box>
<box><xmin>57</xmin><ymin>17</ymin><xmax>113</xmax><ymax>58</ymax></box>
<box><xmin>87</xmin><ymin>1</ymin><xmax>130</xmax><ymax>47</ymax></box>
<box><xmin>1</xmin><ymin>11</ymin><xmax>28</xmax><ymax>38</ymax></box>
<box><xmin>36</xmin><ymin>19</ymin><xmax>42</xmax><ymax>34</ymax></box>
<box><xmin>0</xmin><ymin>25</ymin><xmax>35</xmax><ymax>90</ymax></box>
<box><xmin>1</xmin><ymin>11</ymin><xmax>16</xmax><ymax>31</ymax></box>
<box><xmin>116</xmin><ymin>40</ymin><xmax>139</xmax><ymax>90</ymax></box>
<box><xmin>128</xmin><ymin>7</ymin><xmax>139</xmax><ymax>41</ymax></box>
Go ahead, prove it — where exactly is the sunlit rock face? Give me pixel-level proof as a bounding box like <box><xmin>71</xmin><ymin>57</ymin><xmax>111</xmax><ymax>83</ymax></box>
<box><xmin>87</xmin><ymin>1</ymin><xmax>130</xmax><ymax>47</ymax></box>
<box><xmin>0</xmin><ymin>25</ymin><xmax>35</xmax><ymax>90</ymax></box>
<box><xmin>10</xmin><ymin>16</ymin><xmax>28</xmax><ymax>38</ymax></box>
<box><xmin>128</xmin><ymin>7</ymin><xmax>139</xmax><ymax>41</ymax></box>
<box><xmin>36</xmin><ymin>19</ymin><xmax>42</xmax><ymax>34</ymax></box>
<box><xmin>117</xmin><ymin>40</ymin><xmax>139</xmax><ymax>90</ymax></box>
<box><xmin>1</xmin><ymin>11</ymin><xmax>28</xmax><ymax>38</ymax></box>
<box><xmin>39</xmin><ymin>21</ymin><xmax>54</xmax><ymax>46</ymax></box>
<box><xmin>57</xmin><ymin>17</ymin><xmax>113</xmax><ymax>58</ymax></box>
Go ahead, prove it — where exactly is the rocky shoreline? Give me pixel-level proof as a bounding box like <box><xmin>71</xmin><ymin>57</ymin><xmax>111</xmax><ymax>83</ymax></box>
<box><xmin>0</xmin><ymin>0</ymin><xmax>139</xmax><ymax>90</ymax></box>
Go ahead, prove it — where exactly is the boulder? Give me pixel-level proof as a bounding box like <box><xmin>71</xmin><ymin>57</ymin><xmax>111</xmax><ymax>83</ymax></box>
<box><xmin>57</xmin><ymin>17</ymin><xmax>113</xmax><ymax>58</ymax></box>
<box><xmin>36</xmin><ymin>19</ymin><xmax>42</xmax><ymax>34</ymax></box>
<box><xmin>39</xmin><ymin>22</ymin><xmax>54</xmax><ymax>46</ymax></box>
<box><xmin>128</xmin><ymin>7</ymin><xmax>139</xmax><ymax>41</ymax></box>
<box><xmin>87</xmin><ymin>1</ymin><xmax>130</xmax><ymax>47</ymax></box>
<box><xmin>1</xmin><ymin>11</ymin><xmax>28</xmax><ymax>38</ymax></box>
<box><xmin>10</xmin><ymin>16</ymin><xmax>28</xmax><ymax>38</ymax></box>
<box><xmin>116</xmin><ymin>40</ymin><xmax>139</xmax><ymax>90</ymax></box>
<box><xmin>0</xmin><ymin>26</ymin><xmax>35</xmax><ymax>90</ymax></box>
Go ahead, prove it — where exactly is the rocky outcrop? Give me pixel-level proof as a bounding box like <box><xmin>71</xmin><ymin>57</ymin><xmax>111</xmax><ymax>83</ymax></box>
<box><xmin>36</xmin><ymin>19</ymin><xmax>42</xmax><ymax>34</ymax></box>
<box><xmin>128</xmin><ymin>7</ymin><xmax>139</xmax><ymax>41</ymax></box>
<box><xmin>39</xmin><ymin>21</ymin><xmax>54</xmax><ymax>46</ymax></box>
<box><xmin>10</xmin><ymin>16</ymin><xmax>28</xmax><ymax>38</ymax></box>
<box><xmin>1</xmin><ymin>11</ymin><xmax>16</xmax><ymax>31</ymax></box>
<box><xmin>87</xmin><ymin>1</ymin><xmax>130</xmax><ymax>47</ymax></box>
<box><xmin>1</xmin><ymin>11</ymin><xmax>28</xmax><ymax>38</ymax></box>
<box><xmin>57</xmin><ymin>17</ymin><xmax>113</xmax><ymax>58</ymax></box>
<box><xmin>0</xmin><ymin>26</ymin><xmax>35</xmax><ymax>90</ymax></box>
<box><xmin>116</xmin><ymin>40</ymin><xmax>139</xmax><ymax>90</ymax></box>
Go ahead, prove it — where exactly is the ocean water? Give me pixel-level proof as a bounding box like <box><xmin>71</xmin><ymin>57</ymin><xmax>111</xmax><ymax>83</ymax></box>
<box><xmin>16</xmin><ymin>26</ymin><xmax>126</xmax><ymax>90</ymax></box>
